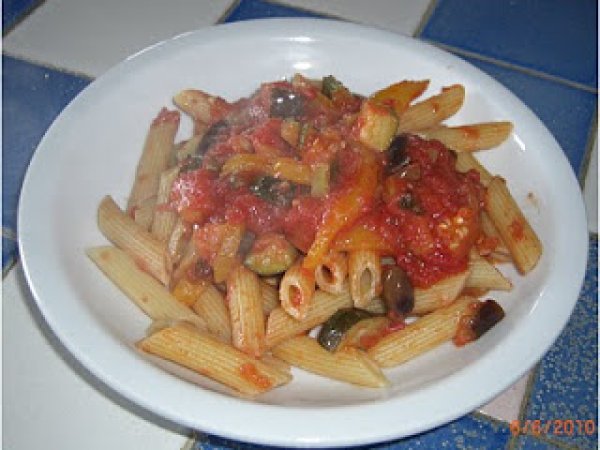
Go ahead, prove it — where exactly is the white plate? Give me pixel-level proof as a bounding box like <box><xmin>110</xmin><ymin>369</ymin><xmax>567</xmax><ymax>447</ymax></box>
<box><xmin>18</xmin><ymin>18</ymin><xmax>588</xmax><ymax>447</ymax></box>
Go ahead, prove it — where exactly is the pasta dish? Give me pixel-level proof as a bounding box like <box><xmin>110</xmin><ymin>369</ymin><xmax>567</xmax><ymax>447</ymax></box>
<box><xmin>88</xmin><ymin>74</ymin><xmax>542</xmax><ymax>396</ymax></box>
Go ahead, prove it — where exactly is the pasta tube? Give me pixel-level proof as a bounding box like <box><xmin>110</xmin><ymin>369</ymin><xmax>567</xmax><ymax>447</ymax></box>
<box><xmin>484</xmin><ymin>176</ymin><xmax>542</xmax><ymax>274</ymax></box>
<box><xmin>227</xmin><ymin>265</ymin><xmax>266</xmax><ymax>357</ymax></box>
<box><xmin>127</xmin><ymin>108</ymin><xmax>179</xmax><ymax>229</ymax></box>
<box><xmin>348</xmin><ymin>250</ymin><xmax>382</xmax><ymax>308</ymax></box>
<box><xmin>137</xmin><ymin>322</ymin><xmax>291</xmax><ymax>396</ymax></box>
<box><xmin>97</xmin><ymin>195</ymin><xmax>171</xmax><ymax>285</ymax></box>
<box><xmin>368</xmin><ymin>296</ymin><xmax>477</xmax><ymax>367</ymax></box>
<box><xmin>272</xmin><ymin>336</ymin><xmax>388</xmax><ymax>388</ymax></box>
<box><xmin>87</xmin><ymin>246</ymin><xmax>206</xmax><ymax>330</ymax></box>
<box><xmin>397</xmin><ymin>84</ymin><xmax>465</xmax><ymax>133</ymax></box>
<box><xmin>419</xmin><ymin>122</ymin><xmax>513</xmax><ymax>152</ymax></box>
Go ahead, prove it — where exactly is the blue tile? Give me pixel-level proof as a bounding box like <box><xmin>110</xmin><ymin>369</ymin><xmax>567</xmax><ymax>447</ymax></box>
<box><xmin>223</xmin><ymin>0</ymin><xmax>324</xmax><ymax>22</ymax></box>
<box><xmin>514</xmin><ymin>434</ymin><xmax>563</xmax><ymax>449</ymax></box>
<box><xmin>460</xmin><ymin>56</ymin><xmax>597</xmax><ymax>177</ymax></box>
<box><xmin>521</xmin><ymin>237</ymin><xmax>598</xmax><ymax>450</ymax></box>
<box><xmin>421</xmin><ymin>0</ymin><xmax>598</xmax><ymax>89</ymax></box>
<box><xmin>2</xmin><ymin>56</ymin><xmax>90</xmax><ymax>235</ymax></box>
<box><xmin>193</xmin><ymin>414</ymin><xmax>511</xmax><ymax>449</ymax></box>
<box><xmin>2</xmin><ymin>0</ymin><xmax>42</xmax><ymax>30</ymax></box>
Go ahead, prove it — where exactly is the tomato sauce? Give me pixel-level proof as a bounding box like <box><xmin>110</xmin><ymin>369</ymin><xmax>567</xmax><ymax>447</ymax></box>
<box><xmin>169</xmin><ymin>79</ymin><xmax>485</xmax><ymax>288</ymax></box>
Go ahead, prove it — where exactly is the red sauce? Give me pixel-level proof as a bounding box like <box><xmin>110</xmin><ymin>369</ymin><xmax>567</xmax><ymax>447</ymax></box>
<box><xmin>239</xmin><ymin>363</ymin><xmax>272</xmax><ymax>390</ymax></box>
<box><xmin>509</xmin><ymin>218</ymin><xmax>525</xmax><ymax>241</ymax></box>
<box><xmin>151</xmin><ymin>107</ymin><xmax>180</xmax><ymax>127</ymax></box>
<box><xmin>169</xmin><ymin>81</ymin><xmax>484</xmax><ymax>288</ymax></box>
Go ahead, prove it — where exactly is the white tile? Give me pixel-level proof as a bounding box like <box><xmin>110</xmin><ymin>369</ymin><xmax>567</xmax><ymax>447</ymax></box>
<box><xmin>583</xmin><ymin>133</ymin><xmax>598</xmax><ymax>233</ymax></box>
<box><xmin>278</xmin><ymin>0</ymin><xmax>433</xmax><ymax>36</ymax></box>
<box><xmin>3</xmin><ymin>264</ymin><xmax>192</xmax><ymax>450</ymax></box>
<box><xmin>3</xmin><ymin>0</ymin><xmax>235</xmax><ymax>77</ymax></box>
<box><xmin>478</xmin><ymin>373</ymin><xmax>531</xmax><ymax>422</ymax></box>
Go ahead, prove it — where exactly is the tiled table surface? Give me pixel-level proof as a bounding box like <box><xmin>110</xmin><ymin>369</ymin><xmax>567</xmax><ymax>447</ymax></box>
<box><xmin>2</xmin><ymin>1</ymin><xmax>597</xmax><ymax>449</ymax></box>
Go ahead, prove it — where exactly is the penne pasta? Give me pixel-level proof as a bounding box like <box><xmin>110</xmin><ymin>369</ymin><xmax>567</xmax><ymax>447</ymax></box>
<box><xmin>166</xmin><ymin>218</ymin><xmax>190</xmax><ymax>267</ymax></box>
<box><xmin>192</xmin><ymin>282</ymin><xmax>232</xmax><ymax>343</ymax></box>
<box><xmin>259</xmin><ymin>280</ymin><xmax>281</xmax><ymax>315</ymax></box>
<box><xmin>97</xmin><ymin>195</ymin><xmax>171</xmax><ymax>285</ymax></box>
<box><xmin>279</xmin><ymin>262</ymin><xmax>316</xmax><ymax>320</ymax></box>
<box><xmin>137</xmin><ymin>322</ymin><xmax>290</xmax><ymax>396</ymax></box>
<box><xmin>466</xmin><ymin>250</ymin><xmax>512</xmax><ymax>291</ymax></box>
<box><xmin>90</xmin><ymin>74</ymin><xmax>541</xmax><ymax>396</ymax></box>
<box><xmin>127</xmin><ymin>108</ymin><xmax>180</xmax><ymax>229</ymax></box>
<box><xmin>397</xmin><ymin>84</ymin><xmax>465</xmax><ymax>133</ymax></box>
<box><xmin>266</xmin><ymin>286</ymin><xmax>352</xmax><ymax>349</ymax></box>
<box><xmin>479</xmin><ymin>211</ymin><xmax>511</xmax><ymax>259</ymax></box>
<box><xmin>484</xmin><ymin>177</ymin><xmax>542</xmax><ymax>274</ymax></box>
<box><xmin>412</xmin><ymin>270</ymin><xmax>470</xmax><ymax>315</ymax></box>
<box><xmin>87</xmin><ymin>246</ymin><xmax>206</xmax><ymax>329</ymax></box>
<box><xmin>371</xmin><ymin>79</ymin><xmax>430</xmax><ymax>116</ymax></box>
<box><xmin>368</xmin><ymin>296</ymin><xmax>477</xmax><ymax>367</ymax></box>
<box><xmin>348</xmin><ymin>250</ymin><xmax>382</xmax><ymax>308</ymax></box>
<box><xmin>418</xmin><ymin>122</ymin><xmax>513</xmax><ymax>152</ymax></box>
<box><xmin>272</xmin><ymin>336</ymin><xmax>388</xmax><ymax>388</ymax></box>
<box><xmin>175</xmin><ymin>134</ymin><xmax>203</xmax><ymax>162</ymax></box>
<box><xmin>454</xmin><ymin>152</ymin><xmax>493</xmax><ymax>186</ymax></box>
<box><xmin>172</xmin><ymin>89</ymin><xmax>231</xmax><ymax>124</ymax></box>
<box><xmin>227</xmin><ymin>265</ymin><xmax>266</xmax><ymax>357</ymax></box>
<box><xmin>151</xmin><ymin>167</ymin><xmax>180</xmax><ymax>242</ymax></box>
<box><xmin>314</xmin><ymin>251</ymin><xmax>348</xmax><ymax>294</ymax></box>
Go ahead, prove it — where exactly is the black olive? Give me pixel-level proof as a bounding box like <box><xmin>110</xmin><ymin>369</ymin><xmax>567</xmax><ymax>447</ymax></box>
<box><xmin>385</xmin><ymin>134</ymin><xmax>410</xmax><ymax>174</ymax></box>
<box><xmin>270</xmin><ymin>88</ymin><xmax>305</xmax><ymax>119</ymax></box>
<box><xmin>382</xmin><ymin>265</ymin><xmax>414</xmax><ymax>317</ymax></box>
<box><xmin>197</xmin><ymin>120</ymin><xmax>229</xmax><ymax>155</ymax></box>
<box><xmin>470</xmin><ymin>299</ymin><xmax>505</xmax><ymax>339</ymax></box>
<box><xmin>317</xmin><ymin>307</ymin><xmax>375</xmax><ymax>352</ymax></box>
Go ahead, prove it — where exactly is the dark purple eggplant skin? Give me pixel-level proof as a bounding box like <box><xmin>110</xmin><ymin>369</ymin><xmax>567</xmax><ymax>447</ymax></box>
<box><xmin>471</xmin><ymin>299</ymin><xmax>505</xmax><ymax>339</ymax></box>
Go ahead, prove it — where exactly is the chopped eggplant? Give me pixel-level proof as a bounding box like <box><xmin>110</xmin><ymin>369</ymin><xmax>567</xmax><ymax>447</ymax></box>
<box><xmin>470</xmin><ymin>299</ymin><xmax>505</xmax><ymax>339</ymax></box>
<box><xmin>397</xmin><ymin>192</ymin><xmax>423</xmax><ymax>214</ymax></box>
<box><xmin>356</xmin><ymin>100</ymin><xmax>398</xmax><ymax>151</ymax></box>
<box><xmin>178</xmin><ymin>155</ymin><xmax>203</xmax><ymax>174</ymax></box>
<box><xmin>454</xmin><ymin>299</ymin><xmax>505</xmax><ymax>346</ymax></box>
<box><xmin>385</xmin><ymin>134</ymin><xmax>410</xmax><ymax>173</ymax></box>
<box><xmin>244</xmin><ymin>233</ymin><xmax>298</xmax><ymax>276</ymax></box>
<box><xmin>197</xmin><ymin>120</ymin><xmax>229</xmax><ymax>155</ymax></box>
<box><xmin>249</xmin><ymin>176</ymin><xmax>296</xmax><ymax>207</ymax></box>
<box><xmin>317</xmin><ymin>307</ymin><xmax>375</xmax><ymax>352</ymax></box>
<box><xmin>270</xmin><ymin>87</ymin><xmax>305</xmax><ymax>119</ymax></box>
<box><xmin>382</xmin><ymin>265</ymin><xmax>414</xmax><ymax>317</ymax></box>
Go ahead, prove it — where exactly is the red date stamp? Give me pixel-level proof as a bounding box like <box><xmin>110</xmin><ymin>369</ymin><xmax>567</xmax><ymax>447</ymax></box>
<box><xmin>510</xmin><ymin>419</ymin><xmax>597</xmax><ymax>437</ymax></box>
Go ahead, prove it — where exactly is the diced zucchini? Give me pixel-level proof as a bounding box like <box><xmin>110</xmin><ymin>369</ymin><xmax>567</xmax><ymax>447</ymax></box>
<box><xmin>321</xmin><ymin>75</ymin><xmax>345</xmax><ymax>99</ymax></box>
<box><xmin>244</xmin><ymin>233</ymin><xmax>298</xmax><ymax>276</ymax></box>
<box><xmin>357</xmin><ymin>100</ymin><xmax>398</xmax><ymax>151</ymax></box>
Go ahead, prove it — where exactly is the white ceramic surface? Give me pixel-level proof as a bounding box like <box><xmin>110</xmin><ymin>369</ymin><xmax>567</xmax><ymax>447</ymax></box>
<box><xmin>18</xmin><ymin>18</ymin><xmax>588</xmax><ymax>447</ymax></box>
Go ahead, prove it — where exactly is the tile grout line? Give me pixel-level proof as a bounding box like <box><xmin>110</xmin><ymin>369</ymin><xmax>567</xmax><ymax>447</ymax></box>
<box><xmin>413</xmin><ymin>0</ymin><xmax>439</xmax><ymax>38</ymax></box>
<box><xmin>1</xmin><ymin>0</ymin><xmax>45</xmax><ymax>38</ymax></box>
<box><xmin>420</xmin><ymin>38</ymin><xmax>599</xmax><ymax>95</ymax></box>
<box><xmin>2</xmin><ymin>50</ymin><xmax>96</xmax><ymax>81</ymax></box>
<box><xmin>216</xmin><ymin>0</ymin><xmax>242</xmax><ymax>24</ymax></box>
